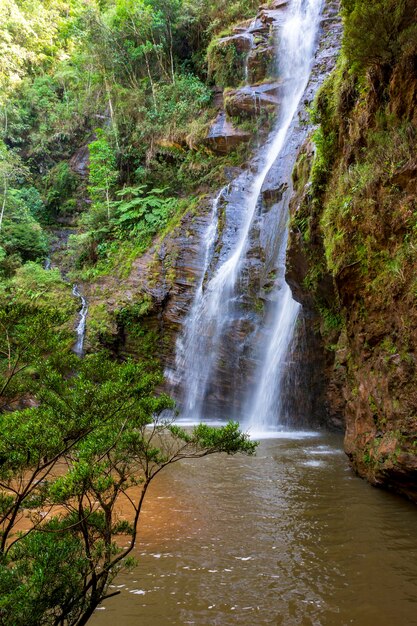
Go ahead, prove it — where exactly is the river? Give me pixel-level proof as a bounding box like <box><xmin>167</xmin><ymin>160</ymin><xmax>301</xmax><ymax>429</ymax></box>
<box><xmin>92</xmin><ymin>431</ymin><xmax>417</xmax><ymax>626</ymax></box>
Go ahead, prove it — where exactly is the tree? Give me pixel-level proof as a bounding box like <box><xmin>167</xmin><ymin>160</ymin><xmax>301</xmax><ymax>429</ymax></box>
<box><xmin>0</xmin><ymin>144</ymin><xmax>48</xmax><ymax>273</ymax></box>
<box><xmin>342</xmin><ymin>0</ymin><xmax>413</xmax><ymax>71</ymax></box>
<box><xmin>0</xmin><ymin>347</ymin><xmax>257</xmax><ymax>626</ymax></box>
<box><xmin>0</xmin><ymin>141</ymin><xmax>28</xmax><ymax>233</ymax></box>
<box><xmin>88</xmin><ymin>130</ymin><xmax>118</xmax><ymax>223</ymax></box>
<box><xmin>0</xmin><ymin>264</ymin><xmax>76</xmax><ymax>409</ymax></box>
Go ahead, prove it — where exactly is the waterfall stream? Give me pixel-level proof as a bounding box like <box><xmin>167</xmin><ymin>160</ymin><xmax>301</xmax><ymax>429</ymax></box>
<box><xmin>173</xmin><ymin>0</ymin><xmax>326</xmax><ymax>430</ymax></box>
<box><xmin>72</xmin><ymin>284</ymin><xmax>88</xmax><ymax>356</ymax></box>
<box><xmin>169</xmin><ymin>186</ymin><xmax>227</xmax><ymax>417</ymax></box>
<box><xmin>44</xmin><ymin>241</ymin><xmax>88</xmax><ymax>357</ymax></box>
<box><xmin>244</xmin><ymin>0</ymin><xmax>324</xmax><ymax>433</ymax></box>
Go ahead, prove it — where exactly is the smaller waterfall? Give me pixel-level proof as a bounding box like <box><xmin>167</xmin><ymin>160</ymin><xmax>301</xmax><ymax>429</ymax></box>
<box><xmin>72</xmin><ymin>284</ymin><xmax>88</xmax><ymax>356</ymax></box>
<box><xmin>243</xmin><ymin>20</ymin><xmax>256</xmax><ymax>85</ymax></box>
<box><xmin>170</xmin><ymin>187</ymin><xmax>228</xmax><ymax>418</ymax></box>
<box><xmin>44</xmin><ymin>239</ymin><xmax>88</xmax><ymax>357</ymax></box>
<box><xmin>246</xmin><ymin>285</ymin><xmax>300</xmax><ymax>434</ymax></box>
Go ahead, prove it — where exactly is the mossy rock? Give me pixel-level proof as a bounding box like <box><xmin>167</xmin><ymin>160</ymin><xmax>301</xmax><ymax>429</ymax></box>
<box><xmin>247</xmin><ymin>45</ymin><xmax>275</xmax><ymax>83</ymax></box>
<box><xmin>208</xmin><ymin>34</ymin><xmax>252</xmax><ymax>88</ymax></box>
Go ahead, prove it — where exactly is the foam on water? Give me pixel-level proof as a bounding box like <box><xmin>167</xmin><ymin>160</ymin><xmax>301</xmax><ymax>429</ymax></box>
<box><xmin>246</xmin><ymin>429</ymin><xmax>321</xmax><ymax>441</ymax></box>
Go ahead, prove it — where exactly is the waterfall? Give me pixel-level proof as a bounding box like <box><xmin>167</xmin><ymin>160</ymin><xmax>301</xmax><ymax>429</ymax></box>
<box><xmin>169</xmin><ymin>186</ymin><xmax>226</xmax><ymax>419</ymax></box>
<box><xmin>72</xmin><ymin>284</ymin><xmax>88</xmax><ymax>356</ymax></box>
<box><xmin>174</xmin><ymin>0</ymin><xmax>324</xmax><ymax>427</ymax></box>
<box><xmin>44</xmin><ymin>249</ymin><xmax>88</xmax><ymax>358</ymax></box>
<box><xmin>244</xmin><ymin>20</ymin><xmax>256</xmax><ymax>85</ymax></box>
<box><xmin>245</xmin><ymin>0</ymin><xmax>324</xmax><ymax>432</ymax></box>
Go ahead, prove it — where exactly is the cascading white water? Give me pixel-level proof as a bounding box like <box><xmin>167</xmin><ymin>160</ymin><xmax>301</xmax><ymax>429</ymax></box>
<box><xmin>44</xmin><ymin>252</ymin><xmax>88</xmax><ymax>357</ymax></box>
<box><xmin>246</xmin><ymin>0</ymin><xmax>324</xmax><ymax>432</ymax></box>
<box><xmin>244</xmin><ymin>20</ymin><xmax>256</xmax><ymax>85</ymax></box>
<box><xmin>169</xmin><ymin>186</ymin><xmax>227</xmax><ymax>418</ymax></box>
<box><xmin>72</xmin><ymin>284</ymin><xmax>88</xmax><ymax>356</ymax></box>
<box><xmin>175</xmin><ymin>0</ymin><xmax>324</xmax><ymax>425</ymax></box>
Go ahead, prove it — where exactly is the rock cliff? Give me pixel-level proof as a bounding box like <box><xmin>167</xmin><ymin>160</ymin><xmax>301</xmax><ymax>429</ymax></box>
<box><xmin>287</xmin><ymin>0</ymin><xmax>417</xmax><ymax>502</ymax></box>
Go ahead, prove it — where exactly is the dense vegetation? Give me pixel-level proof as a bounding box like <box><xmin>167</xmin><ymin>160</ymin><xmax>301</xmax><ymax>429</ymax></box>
<box><xmin>0</xmin><ymin>0</ymin><xmax>261</xmax><ymax>280</ymax></box>
<box><xmin>0</xmin><ymin>1</ymin><xmax>263</xmax><ymax>622</ymax></box>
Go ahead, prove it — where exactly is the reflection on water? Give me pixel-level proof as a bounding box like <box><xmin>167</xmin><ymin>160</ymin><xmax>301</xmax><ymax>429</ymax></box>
<box><xmin>92</xmin><ymin>433</ymin><xmax>417</xmax><ymax>626</ymax></box>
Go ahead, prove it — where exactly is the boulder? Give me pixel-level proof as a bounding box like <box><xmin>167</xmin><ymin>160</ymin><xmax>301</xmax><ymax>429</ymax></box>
<box><xmin>69</xmin><ymin>144</ymin><xmax>90</xmax><ymax>177</ymax></box>
<box><xmin>208</xmin><ymin>33</ymin><xmax>253</xmax><ymax>87</ymax></box>
<box><xmin>217</xmin><ymin>32</ymin><xmax>253</xmax><ymax>54</ymax></box>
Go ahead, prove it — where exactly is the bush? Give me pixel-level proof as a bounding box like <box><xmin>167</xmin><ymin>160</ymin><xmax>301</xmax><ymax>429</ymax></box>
<box><xmin>342</xmin><ymin>0</ymin><xmax>415</xmax><ymax>71</ymax></box>
<box><xmin>143</xmin><ymin>74</ymin><xmax>212</xmax><ymax>144</ymax></box>
<box><xmin>207</xmin><ymin>36</ymin><xmax>246</xmax><ymax>87</ymax></box>
<box><xmin>44</xmin><ymin>161</ymin><xmax>79</xmax><ymax>216</ymax></box>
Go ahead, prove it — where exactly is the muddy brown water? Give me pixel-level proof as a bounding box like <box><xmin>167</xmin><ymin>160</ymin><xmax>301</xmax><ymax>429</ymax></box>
<box><xmin>91</xmin><ymin>431</ymin><xmax>417</xmax><ymax>626</ymax></box>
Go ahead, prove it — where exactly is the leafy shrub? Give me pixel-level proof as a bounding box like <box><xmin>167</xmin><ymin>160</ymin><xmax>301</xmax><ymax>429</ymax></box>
<box><xmin>142</xmin><ymin>73</ymin><xmax>211</xmax><ymax>144</ymax></box>
<box><xmin>44</xmin><ymin>161</ymin><xmax>79</xmax><ymax>216</ymax></box>
<box><xmin>111</xmin><ymin>185</ymin><xmax>178</xmax><ymax>239</ymax></box>
<box><xmin>207</xmin><ymin>37</ymin><xmax>246</xmax><ymax>87</ymax></box>
<box><xmin>11</xmin><ymin>262</ymin><xmax>76</xmax><ymax>316</ymax></box>
<box><xmin>342</xmin><ymin>0</ymin><xmax>415</xmax><ymax>71</ymax></box>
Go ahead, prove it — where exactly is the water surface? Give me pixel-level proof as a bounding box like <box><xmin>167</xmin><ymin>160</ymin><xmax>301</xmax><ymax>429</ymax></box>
<box><xmin>92</xmin><ymin>432</ymin><xmax>417</xmax><ymax>626</ymax></box>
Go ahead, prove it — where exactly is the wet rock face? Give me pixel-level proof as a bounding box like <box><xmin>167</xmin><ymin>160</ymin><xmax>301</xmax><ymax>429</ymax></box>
<box><xmin>247</xmin><ymin>44</ymin><xmax>275</xmax><ymax>83</ymax></box>
<box><xmin>286</xmin><ymin>143</ymin><xmax>347</xmax><ymax>431</ymax></box>
<box><xmin>225</xmin><ymin>83</ymin><xmax>281</xmax><ymax>119</ymax></box>
<box><xmin>206</xmin><ymin>111</ymin><xmax>251</xmax><ymax>154</ymax></box>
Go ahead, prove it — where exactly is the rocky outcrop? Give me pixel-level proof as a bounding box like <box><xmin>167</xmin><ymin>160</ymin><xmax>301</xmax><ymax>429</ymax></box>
<box><xmin>288</xmin><ymin>139</ymin><xmax>417</xmax><ymax>501</ymax></box>
<box><xmin>208</xmin><ymin>31</ymin><xmax>253</xmax><ymax>88</ymax></box>
<box><xmin>224</xmin><ymin>82</ymin><xmax>281</xmax><ymax>119</ymax></box>
<box><xmin>286</xmin><ymin>141</ymin><xmax>347</xmax><ymax>431</ymax></box>
<box><xmin>206</xmin><ymin>111</ymin><xmax>251</xmax><ymax>154</ymax></box>
<box><xmin>69</xmin><ymin>144</ymin><xmax>90</xmax><ymax>177</ymax></box>
<box><xmin>205</xmin><ymin>2</ymin><xmax>284</xmax><ymax>149</ymax></box>
<box><xmin>83</xmin><ymin>196</ymin><xmax>218</xmax><ymax>365</ymax></box>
